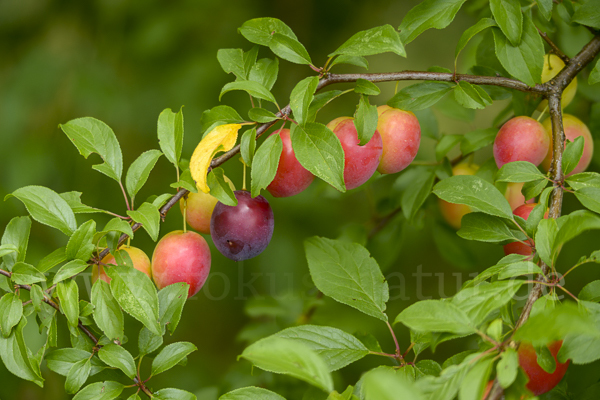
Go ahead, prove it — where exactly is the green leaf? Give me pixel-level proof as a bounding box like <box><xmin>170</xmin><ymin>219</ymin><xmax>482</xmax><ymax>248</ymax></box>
<box><xmin>240</xmin><ymin>128</ymin><xmax>257</xmax><ymax>167</ymax></box>
<box><xmin>57</xmin><ymin>280</ymin><xmax>79</xmax><ymax>329</ymax></box>
<box><xmin>580</xmin><ymin>281</ymin><xmax>600</xmax><ymax>302</ymax></box>
<box><xmin>455</xmin><ymin>19</ymin><xmax>497</xmax><ymax>65</ymax></box>
<box><xmin>433</xmin><ymin>175</ymin><xmax>513</xmax><ymax>219</ymax></box>
<box><xmin>536</xmin><ymin>218</ymin><xmax>558</xmax><ymax>267</ymax></box>
<box><xmin>91</xmin><ymin>280</ymin><xmax>124</xmax><ymax>341</ymax></box>
<box><xmin>66</xmin><ymin>220</ymin><xmax>96</xmax><ymax>261</ymax></box>
<box><xmin>60</xmin><ymin>191</ymin><xmax>106</xmax><ymax>215</ymax></box>
<box><xmin>37</xmin><ymin>247</ymin><xmax>67</xmax><ymax>273</ymax></box>
<box><xmin>98</xmin><ymin>344</ymin><xmax>136</xmax><ymax>379</ymax></box>
<box><xmin>157</xmin><ymin>108</ymin><xmax>184</xmax><ymax>169</ymax></box>
<box><xmin>458</xmin><ymin>213</ymin><xmax>521</xmax><ymax>243</ymax></box>
<box><xmin>362</xmin><ymin>367</ymin><xmax>425</xmax><ymax>400</ymax></box>
<box><xmin>0</xmin><ymin>293</ymin><xmax>23</xmax><ymax>338</ymax></box>
<box><xmin>290</xmin><ymin>76</ymin><xmax>320</xmax><ymax>126</ymax></box>
<box><xmin>492</xmin><ymin>14</ymin><xmax>544</xmax><ymax>87</ymax></box>
<box><xmin>452</xmin><ymin>280</ymin><xmax>523</xmax><ymax>326</ymax></box>
<box><xmin>199</xmin><ymin>106</ymin><xmax>245</xmax><ymax>137</ymax></box>
<box><xmin>127</xmin><ymin>202</ymin><xmax>160</xmax><ymax>242</ymax></box>
<box><xmin>151</xmin><ymin>342</ymin><xmax>197</xmax><ymax>376</ymax></box>
<box><xmin>354</xmin><ymin>79</ymin><xmax>380</xmax><ymax>96</ymax></box>
<box><xmin>304</xmin><ymin>237</ymin><xmax>389</xmax><ymax>321</ymax></box>
<box><xmin>537</xmin><ymin>0</ymin><xmax>553</xmax><ymax>21</ymax></box>
<box><xmin>138</xmin><ymin>327</ymin><xmax>163</xmax><ymax>355</ymax></box>
<box><xmin>269</xmin><ymin>33</ymin><xmax>312</xmax><ymax>65</ymax></box>
<box><xmin>53</xmin><ymin>260</ymin><xmax>89</xmax><ymax>285</ymax></box>
<box><xmin>126</xmin><ymin>150</ymin><xmax>163</xmax><ymax>200</ymax></box>
<box><xmin>243</xmin><ymin>46</ymin><xmax>259</xmax><ymax>77</ymax></box>
<box><xmin>575</xmin><ymin>187</ymin><xmax>600</xmax><ymax>213</ymax></box>
<box><xmin>535</xmin><ymin>345</ymin><xmax>556</xmax><ymax>373</ymax></box>
<box><xmin>354</xmin><ymin>95</ymin><xmax>378</xmax><ymax>146</ymax></box>
<box><xmin>220</xmin><ymin>80</ymin><xmax>278</xmax><ymax>105</ymax></box>
<box><xmin>0</xmin><ymin>244</ymin><xmax>18</xmax><ymax>259</ymax></box>
<box><xmin>453</xmin><ymin>81</ymin><xmax>492</xmax><ymax>109</ymax></box>
<box><xmin>154</xmin><ymin>388</ymin><xmax>197</xmax><ymax>400</ymax></box>
<box><xmin>554</xmin><ymin>211</ymin><xmax>600</xmax><ymax>262</ymax></box>
<box><xmin>45</xmin><ymin>348</ymin><xmax>105</xmax><ymax>376</ymax></box>
<box><xmin>59</xmin><ymin>117</ymin><xmax>123</xmax><ymax>182</ymax></box>
<box><xmin>249</xmin><ymin>58</ymin><xmax>279</xmax><ymax>91</ymax></box>
<box><xmin>106</xmin><ymin>265</ymin><xmax>161</xmax><ymax>336</ymax></box>
<box><xmin>208</xmin><ymin>168</ymin><xmax>237</xmax><ymax>207</ymax></box>
<box><xmin>563</xmin><ymin>136</ymin><xmax>585</xmax><ymax>176</ymax></box>
<box><xmin>515</xmin><ymin>302</ymin><xmax>598</xmax><ymax>346</ymax></box>
<box><xmin>522</xmin><ymin>178</ymin><xmax>547</xmax><ymax>200</ymax></box>
<box><xmin>102</xmin><ymin>217</ymin><xmax>134</xmax><ymax>239</ymax></box>
<box><xmin>220</xmin><ymin>387</ymin><xmax>286</xmax><ymax>400</ymax></box>
<box><xmin>330</xmin><ymin>25</ymin><xmax>405</xmax><ymax>57</ymax></box>
<box><xmin>273</xmin><ymin>325</ymin><xmax>369</xmax><ymax>371</ymax></box>
<box><xmin>238</xmin><ymin>18</ymin><xmax>298</xmax><ymax>46</ymax></box>
<box><xmin>6</xmin><ymin>186</ymin><xmax>77</xmax><ymax>236</ymax></box>
<box><xmin>387</xmin><ymin>82</ymin><xmax>454</xmax><ymax>111</ymax></box>
<box><xmin>435</xmin><ymin>135</ymin><xmax>462</xmax><ymax>161</ymax></box>
<box><xmin>460</xmin><ymin>128</ymin><xmax>496</xmax><ymax>155</ymax></box>
<box><xmin>590</xmin><ymin>59</ymin><xmax>600</xmax><ymax>85</ymax></box>
<box><xmin>307</xmin><ymin>91</ymin><xmax>345</xmax><ymax>123</ymax></box>
<box><xmin>497</xmin><ymin>261</ymin><xmax>542</xmax><ymax>279</ymax></box>
<box><xmin>398</xmin><ymin>0</ymin><xmax>468</xmax><ymax>44</ymax></box>
<box><xmin>395</xmin><ymin>300</ymin><xmax>475</xmax><ymax>335</ymax></box>
<box><xmin>1</xmin><ymin>216</ymin><xmax>31</xmax><ymax>270</ymax></box>
<box><xmin>496</xmin><ymin>161</ymin><xmax>546</xmax><ymax>183</ymax></box>
<box><xmin>0</xmin><ymin>318</ymin><xmax>44</xmax><ymax>386</ymax></box>
<box><xmin>30</xmin><ymin>284</ymin><xmax>44</xmax><ymax>311</ymax></box>
<box><xmin>170</xmin><ymin>168</ymin><xmax>197</xmax><ymax>194</ymax></box>
<box><xmin>572</xmin><ymin>0</ymin><xmax>600</xmax><ymax>29</ymax></box>
<box><xmin>158</xmin><ymin>282</ymin><xmax>189</xmax><ymax>335</ymax></box>
<box><xmin>241</xmin><ymin>336</ymin><xmax>333</xmax><ymax>392</ymax></box>
<box><xmin>458</xmin><ymin>357</ymin><xmax>493</xmax><ymax>400</ymax></box>
<box><xmin>497</xmin><ymin>348</ymin><xmax>518</xmax><ymax>388</ymax></box>
<box><xmin>65</xmin><ymin>358</ymin><xmax>91</xmax><ymax>394</ymax></box>
<box><xmin>568</xmin><ymin>172</ymin><xmax>600</xmax><ymax>190</ymax></box>
<box><xmin>73</xmin><ymin>381</ymin><xmax>124</xmax><ymax>400</ymax></box>
<box><xmin>11</xmin><ymin>262</ymin><xmax>46</xmax><ymax>285</ymax></box>
<box><xmin>330</xmin><ymin>55</ymin><xmax>369</xmax><ymax>70</ymax></box>
<box><xmin>490</xmin><ymin>0</ymin><xmax>523</xmax><ymax>46</ymax></box>
<box><xmin>291</xmin><ymin>123</ymin><xmax>346</xmax><ymax>192</ymax></box>
<box><xmin>251</xmin><ymin>133</ymin><xmax>283</xmax><ymax>198</ymax></box>
<box><xmin>247</xmin><ymin>107</ymin><xmax>278</xmax><ymax>123</ymax></box>
<box><xmin>217</xmin><ymin>48</ymin><xmax>246</xmax><ymax>79</ymax></box>
<box><xmin>400</xmin><ymin>167</ymin><xmax>436</xmax><ymax>221</ymax></box>
<box><xmin>127</xmin><ymin>395</ymin><xmax>141</xmax><ymax>400</ymax></box>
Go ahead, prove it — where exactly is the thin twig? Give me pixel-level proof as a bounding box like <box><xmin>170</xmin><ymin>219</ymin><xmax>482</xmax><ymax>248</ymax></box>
<box><xmin>536</xmin><ymin>27</ymin><xmax>570</xmax><ymax>64</ymax></box>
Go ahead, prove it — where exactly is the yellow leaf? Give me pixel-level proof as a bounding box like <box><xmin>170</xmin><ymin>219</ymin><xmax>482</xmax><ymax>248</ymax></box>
<box><xmin>190</xmin><ymin>124</ymin><xmax>241</xmax><ymax>193</ymax></box>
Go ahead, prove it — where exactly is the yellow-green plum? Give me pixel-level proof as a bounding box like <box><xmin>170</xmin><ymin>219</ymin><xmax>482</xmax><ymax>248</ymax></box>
<box><xmin>180</xmin><ymin>177</ymin><xmax>235</xmax><ymax>234</ymax></box>
<box><xmin>152</xmin><ymin>230</ymin><xmax>211</xmax><ymax>298</ymax></box>
<box><xmin>266</xmin><ymin>128</ymin><xmax>314</xmax><ymax>197</ymax></box>
<box><xmin>504</xmin><ymin>182</ymin><xmax>534</xmax><ymax>211</ymax></box>
<box><xmin>326</xmin><ymin>117</ymin><xmax>383</xmax><ymax>190</ymax></box>
<box><xmin>541</xmin><ymin>114</ymin><xmax>594</xmax><ymax>176</ymax></box>
<box><xmin>92</xmin><ymin>246</ymin><xmax>152</xmax><ymax>284</ymax></box>
<box><xmin>537</xmin><ymin>54</ymin><xmax>577</xmax><ymax>111</ymax></box>
<box><xmin>438</xmin><ymin>163</ymin><xmax>479</xmax><ymax>229</ymax></box>
<box><xmin>493</xmin><ymin>116</ymin><xmax>549</xmax><ymax>168</ymax></box>
<box><xmin>376</xmin><ymin>105</ymin><xmax>421</xmax><ymax>174</ymax></box>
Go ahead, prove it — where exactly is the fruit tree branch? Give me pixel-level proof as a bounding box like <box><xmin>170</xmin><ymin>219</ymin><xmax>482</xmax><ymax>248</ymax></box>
<box><xmin>536</xmin><ymin>27</ymin><xmax>570</xmax><ymax>64</ymax></box>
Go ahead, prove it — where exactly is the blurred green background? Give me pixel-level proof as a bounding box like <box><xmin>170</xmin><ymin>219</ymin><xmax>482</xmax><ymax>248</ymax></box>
<box><xmin>1</xmin><ymin>0</ymin><xmax>599</xmax><ymax>399</ymax></box>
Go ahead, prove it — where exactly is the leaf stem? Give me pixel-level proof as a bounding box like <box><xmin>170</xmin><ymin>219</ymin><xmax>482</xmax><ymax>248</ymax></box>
<box><xmin>119</xmin><ymin>181</ymin><xmax>132</xmax><ymax>211</ymax></box>
<box><xmin>386</xmin><ymin>321</ymin><xmax>402</xmax><ymax>361</ymax></box>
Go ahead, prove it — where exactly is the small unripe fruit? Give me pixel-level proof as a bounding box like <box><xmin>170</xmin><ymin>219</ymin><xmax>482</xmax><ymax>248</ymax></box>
<box><xmin>493</xmin><ymin>116</ymin><xmax>549</xmax><ymax>169</ymax></box>
<box><xmin>376</xmin><ymin>105</ymin><xmax>421</xmax><ymax>174</ymax></box>
<box><xmin>326</xmin><ymin>117</ymin><xmax>383</xmax><ymax>190</ymax></box>
<box><xmin>211</xmin><ymin>190</ymin><xmax>274</xmax><ymax>261</ymax></box>
<box><xmin>504</xmin><ymin>182</ymin><xmax>534</xmax><ymax>211</ymax></box>
<box><xmin>518</xmin><ymin>341</ymin><xmax>570</xmax><ymax>395</ymax></box>
<box><xmin>503</xmin><ymin>203</ymin><xmax>548</xmax><ymax>256</ymax></box>
<box><xmin>537</xmin><ymin>54</ymin><xmax>577</xmax><ymax>111</ymax></box>
<box><xmin>180</xmin><ymin>177</ymin><xmax>235</xmax><ymax>234</ymax></box>
<box><xmin>92</xmin><ymin>246</ymin><xmax>151</xmax><ymax>284</ymax></box>
<box><xmin>439</xmin><ymin>163</ymin><xmax>479</xmax><ymax>229</ymax></box>
<box><xmin>541</xmin><ymin>114</ymin><xmax>594</xmax><ymax>176</ymax></box>
<box><xmin>266</xmin><ymin>128</ymin><xmax>314</xmax><ymax>197</ymax></box>
<box><xmin>152</xmin><ymin>230</ymin><xmax>211</xmax><ymax>298</ymax></box>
